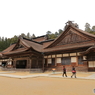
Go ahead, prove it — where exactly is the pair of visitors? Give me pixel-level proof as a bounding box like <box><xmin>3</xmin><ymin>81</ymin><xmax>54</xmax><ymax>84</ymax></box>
<box><xmin>62</xmin><ymin>66</ymin><xmax>76</xmax><ymax>78</ymax></box>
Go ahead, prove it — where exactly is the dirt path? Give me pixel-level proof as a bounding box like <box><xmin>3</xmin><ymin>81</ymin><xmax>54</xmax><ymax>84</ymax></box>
<box><xmin>0</xmin><ymin>77</ymin><xmax>95</xmax><ymax>95</ymax></box>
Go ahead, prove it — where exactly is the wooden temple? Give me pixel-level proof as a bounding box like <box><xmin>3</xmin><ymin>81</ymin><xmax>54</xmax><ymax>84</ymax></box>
<box><xmin>1</xmin><ymin>21</ymin><xmax>95</xmax><ymax>71</ymax></box>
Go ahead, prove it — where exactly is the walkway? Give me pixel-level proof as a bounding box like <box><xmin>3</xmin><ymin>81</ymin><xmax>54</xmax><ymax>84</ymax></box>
<box><xmin>0</xmin><ymin>71</ymin><xmax>95</xmax><ymax>80</ymax></box>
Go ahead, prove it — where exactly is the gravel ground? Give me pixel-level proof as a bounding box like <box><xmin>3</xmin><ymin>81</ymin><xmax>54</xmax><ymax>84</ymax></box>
<box><xmin>0</xmin><ymin>73</ymin><xmax>95</xmax><ymax>95</ymax></box>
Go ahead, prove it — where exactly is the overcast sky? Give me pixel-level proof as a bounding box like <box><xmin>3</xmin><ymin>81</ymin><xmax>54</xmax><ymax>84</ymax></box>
<box><xmin>0</xmin><ymin>0</ymin><xmax>95</xmax><ymax>38</ymax></box>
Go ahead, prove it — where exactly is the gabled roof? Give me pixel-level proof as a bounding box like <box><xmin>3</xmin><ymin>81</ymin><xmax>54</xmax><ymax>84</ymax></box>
<box><xmin>45</xmin><ymin>25</ymin><xmax>95</xmax><ymax>49</ymax></box>
<box><xmin>43</xmin><ymin>24</ymin><xmax>95</xmax><ymax>52</ymax></box>
<box><xmin>2</xmin><ymin>37</ymin><xmax>43</xmax><ymax>55</ymax></box>
<box><xmin>22</xmin><ymin>38</ymin><xmax>43</xmax><ymax>52</ymax></box>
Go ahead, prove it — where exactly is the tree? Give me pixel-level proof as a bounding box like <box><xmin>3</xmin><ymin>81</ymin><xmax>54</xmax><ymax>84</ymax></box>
<box><xmin>46</xmin><ymin>31</ymin><xmax>52</xmax><ymax>39</ymax></box>
<box><xmin>92</xmin><ymin>26</ymin><xmax>95</xmax><ymax>32</ymax></box>
<box><xmin>20</xmin><ymin>33</ymin><xmax>26</xmax><ymax>38</ymax></box>
<box><xmin>55</xmin><ymin>32</ymin><xmax>59</xmax><ymax>37</ymax></box>
<box><xmin>85</xmin><ymin>23</ymin><xmax>91</xmax><ymax>32</ymax></box>
<box><xmin>46</xmin><ymin>31</ymin><xmax>52</xmax><ymax>35</ymax></box>
<box><xmin>26</xmin><ymin>32</ymin><xmax>31</xmax><ymax>39</ymax></box>
<box><xmin>49</xmin><ymin>33</ymin><xmax>56</xmax><ymax>39</ymax></box>
<box><xmin>58</xmin><ymin>29</ymin><xmax>63</xmax><ymax>35</ymax></box>
<box><xmin>31</xmin><ymin>34</ymin><xmax>36</xmax><ymax>38</ymax></box>
<box><xmin>10</xmin><ymin>35</ymin><xmax>18</xmax><ymax>44</ymax></box>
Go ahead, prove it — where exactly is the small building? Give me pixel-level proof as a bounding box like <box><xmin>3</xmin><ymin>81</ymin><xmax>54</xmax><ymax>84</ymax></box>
<box><xmin>1</xmin><ymin>21</ymin><xmax>95</xmax><ymax>71</ymax></box>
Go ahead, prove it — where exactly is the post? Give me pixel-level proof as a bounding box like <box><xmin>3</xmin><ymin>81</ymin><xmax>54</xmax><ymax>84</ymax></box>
<box><xmin>13</xmin><ymin>60</ymin><xmax>16</xmax><ymax>69</ymax></box>
<box><xmin>42</xmin><ymin>52</ymin><xmax>44</xmax><ymax>72</ymax></box>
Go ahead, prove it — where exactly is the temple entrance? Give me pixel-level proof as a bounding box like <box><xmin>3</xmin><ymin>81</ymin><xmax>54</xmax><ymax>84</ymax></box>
<box><xmin>16</xmin><ymin>60</ymin><xmax>27</xmax><ymax>69</ymax></box>
<box><xmin>2</xmin><ymin>62</ymin><xmax>7</xmax><ymax>67</ymax></box>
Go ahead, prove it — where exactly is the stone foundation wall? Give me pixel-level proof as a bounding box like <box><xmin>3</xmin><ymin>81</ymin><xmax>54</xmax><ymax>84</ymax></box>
<box><xmin>47</xmin><ymin>66</ymin><xmax>88</xmax><ymax>72</ymax></box>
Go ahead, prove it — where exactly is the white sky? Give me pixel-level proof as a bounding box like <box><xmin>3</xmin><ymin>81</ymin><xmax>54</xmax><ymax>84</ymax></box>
<box><xmin>0</xmin><ymin>0</ymin><xmax>95</xmax><ymax>38</ymax></box>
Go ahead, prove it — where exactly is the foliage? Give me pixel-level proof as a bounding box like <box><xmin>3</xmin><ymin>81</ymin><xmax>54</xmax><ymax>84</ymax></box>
<box><xmin>46</xmin><ymin>29</ymin><xmax>63</xmax><ymax>39</ymax></box>
<box><xmin>84</xmin><ymin>23</ymin><xmax>95</xmax><ymax>35</ymax></box>
<box><xmin>85</xmin><ymin>23</ymin><xmax>91</xmax><ymax>32</ymax></box>
<box><xmin>0</xmin><ymin>33</ymin><xmax>36</xmax><ymax>51</ymax></box>
<box><xmin>31</xmin><ymin>34</ymin><xmax>36</xmax><ymax>38</ymax></box>
<box><xmin>92</xmin><ymin>26</ymin><xmax>95</xmax><ymax>32</ymax></box>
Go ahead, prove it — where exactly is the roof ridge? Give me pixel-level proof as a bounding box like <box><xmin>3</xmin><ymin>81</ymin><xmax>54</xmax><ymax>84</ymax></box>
<box><xmin>23</xmin><ymin>37</ymin><xmax>42</xmax><ymax>44</ymax></box>
<box><xmin>71</xmin><ymin>25</ymin><xmax>95</xmax><ymax>38</ymax></box>
<box><xmin>32</xmin><ymin>35</ymin><xmax>47</xmax><ymax>39</ymax></box>
<box><xmin>21</xmin><ymin>39</ymin><xmax>31</xmax><ymax>48</ymax></box>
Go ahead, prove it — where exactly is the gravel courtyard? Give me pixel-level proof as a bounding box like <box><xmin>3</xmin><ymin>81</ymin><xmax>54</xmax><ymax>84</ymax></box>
<box><xmin>0</xmin><ymin>75</ymin><xmax>95</xmax><ymax>95</ymax></box>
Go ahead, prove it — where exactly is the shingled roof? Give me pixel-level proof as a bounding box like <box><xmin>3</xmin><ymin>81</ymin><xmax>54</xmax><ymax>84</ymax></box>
<box><xmin>2</xmin><ymin>21</ymin><xmax>95</xmax><ymax>55</ymax></box>
<box><xmin>2</xmin><ymin>38</ymin><xmax>43</xmax><ymax>55</ymax></box>
<box><xmin>43</xmin><ymin>23</ymin><xmax>95</xmax><ymax>52</ymax></box>
<box><xmin>80</xmin><ymin>45</ymin><xmax>95</xmax><ymax>55</ymax></box>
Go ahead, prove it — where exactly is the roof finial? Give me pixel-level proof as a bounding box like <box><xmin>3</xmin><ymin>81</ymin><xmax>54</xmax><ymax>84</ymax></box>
<box><xmin>65</xmin><ymin>20</ymin><xmax>74</xmax><ymax>26</ymax></box>
<box><xmin>19</xmin><ymin>35</ymin><xmax>23</xmax><ymax>39</ymax></box>
<box><xmin>64</xmin><ymin>21</ymin><xmax>79</xmax><ymax>30</ymax></box>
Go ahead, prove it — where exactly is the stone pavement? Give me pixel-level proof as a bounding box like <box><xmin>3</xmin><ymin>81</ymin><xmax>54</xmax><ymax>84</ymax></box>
<box><xmin>85</xmin><ymin>74</ymin><xmax>95</xmax><ymax>79</ymax></box>
<box><xmin>0</xmin><ymin>71</ymin><xmax>95</xmax><ymax>80</ymax></box>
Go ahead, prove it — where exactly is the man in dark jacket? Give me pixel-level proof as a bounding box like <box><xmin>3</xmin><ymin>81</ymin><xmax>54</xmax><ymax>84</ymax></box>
<box><xmin>62</xmin><ymin>66</ymin><xmax>67</xmax><ymax>77</ymax></box>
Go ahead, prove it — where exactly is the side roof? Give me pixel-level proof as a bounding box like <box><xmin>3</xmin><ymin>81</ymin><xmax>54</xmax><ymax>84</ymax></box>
<box><xmin>2</xmin><ymin>37</ymin><xmax>43</xmax><ymax>55</ymax></box>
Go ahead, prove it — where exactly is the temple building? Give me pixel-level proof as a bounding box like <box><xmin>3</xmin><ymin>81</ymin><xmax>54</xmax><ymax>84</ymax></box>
<box><xmin>0</xmin><ymin>21</ymin><xmax>95</xmax><ymax>71</ymax></box>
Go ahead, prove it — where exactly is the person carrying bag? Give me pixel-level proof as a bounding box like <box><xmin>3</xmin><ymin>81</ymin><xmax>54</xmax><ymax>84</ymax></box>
<box><xmin>71</xmin><ymin>66</ymin><xmax>76</xmax><ymax>78</ymax></box>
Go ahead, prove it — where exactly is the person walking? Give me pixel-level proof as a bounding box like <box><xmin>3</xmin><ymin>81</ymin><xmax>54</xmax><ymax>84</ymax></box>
<box><xmin>71</xmin><ymin>66</ymin><xmax>76</xmax><ymax>78</ymax></box>
<box><xmin>62</xmin><ymin>66</ymin><xmax>67</xmax><ymax>77</ymax></box>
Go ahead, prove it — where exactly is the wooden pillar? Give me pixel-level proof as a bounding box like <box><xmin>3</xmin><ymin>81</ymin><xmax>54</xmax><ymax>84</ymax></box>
<box><xmin>55</xmin><ymin>54</ymin><xmax>57</xmax><ymax>66</ymax></box>
<box><xmin>42</xmin><ymin>58</ymin><xmax>44</xmax><ymax>72</ymax></box>
<box><xmin>30</xmin><ymin>58</ymin><xmax>32</xmax><ymax>69</ymax></box>
<box><xmin>26</xmin><ymin>58</ymin><xmax>30</xmax><ymax>69</ymax></box>
<box><xmin>29</xmin><ymin>56</ymin><xmax>32</xmax><ymax>69</ymax></box>
<box><xmin>13</xmin><ymin>60</ymin><xmax>16</xmax><ymax>68</ymax></box>
<box><xmin>42</xmin><ymin>54</ymin><xmax>44</xmax><ymax>72</ymax></box>
<box><xmin>0</xmin><ymin>61</ymin><xmax>2</xmax><ymax>66</ymax></box>
<box><xmin>76</xmin><ymin>56</ymin><xmax>78</xmax><ymax>66</ymax></box>
<box><xmin>47</xmin><ymin>58</ymin><xmax>48</xmax><ymax>67</ymax></box>
<box><xmin>37</xmin><ymin>57</ymin><xmax>39</xmax><ymax>68</ymax></box>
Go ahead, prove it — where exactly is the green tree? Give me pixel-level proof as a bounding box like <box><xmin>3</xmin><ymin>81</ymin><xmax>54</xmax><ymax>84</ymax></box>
<box><xmin>10</xmin><ymin>35</ymin><xmax>18</xmax><ymax>44</ymax></box>
<box><xmin>26</xmin><ymin>32</ymin><xmax>31</xmax><ymax>39</ymax></box>
<box><xmin>85</xmin><ymin>23</ymin><xmax>91</xmax><ymax>32</ymax></box>
<box><xmin>55</xmin><ymin>32</ymin><xmax>59</xmax><ymax>37</ymax></box>
<box><xmin>20</xmin><ymin>33</ymin><xmax>26</xmax><ymax>38</ymax></box>
<box><xmin>46</xmin><ymin>31</ymin><xmax>52</xmax><ymax>39</ymax></box>
<box><xmin>31</xmin><ymin>34</ymin><xmax>36</xmax><ymax>38</ymax></box>
<box><xmin>58</xmin><ymin>29</ymin><xmax>63</xmax><ymax>35</ymax></box>
<box><xmin>92</xmin><ymin>26</ymin><xmax>95</xmax><ymax>32</ymax></box>
<box><xmin>49</xmin><ymin>33</ymin><xmax>56</xmax><ymax>39</ymax></box>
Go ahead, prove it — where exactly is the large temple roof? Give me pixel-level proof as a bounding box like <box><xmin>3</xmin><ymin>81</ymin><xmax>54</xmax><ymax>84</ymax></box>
<box><xmin>43</xmin><ymin>22</ymin><xmax>95</xmax><ymax>52</ymax></box>
<box><xmin>1</xmin><ymin>21</ymin><xmax>95</xmax><ymax>55</ymax></box>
